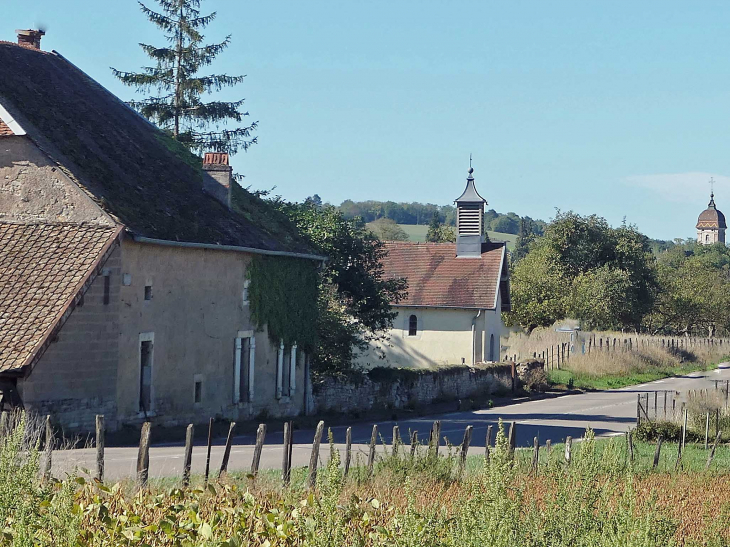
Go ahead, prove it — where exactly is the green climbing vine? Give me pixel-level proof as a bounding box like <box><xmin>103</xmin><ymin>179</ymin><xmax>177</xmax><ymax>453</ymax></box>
<box><xmin>247</xmin><ymin>255</ymin><xmax>319</xmax><ymax>351</ymax></box>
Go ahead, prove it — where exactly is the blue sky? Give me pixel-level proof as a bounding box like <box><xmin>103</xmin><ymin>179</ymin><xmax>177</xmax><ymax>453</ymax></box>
<box><xmin>3</xmin><ymin>1</ymin><xmax>730</xmax><ymax>240</ymax></box>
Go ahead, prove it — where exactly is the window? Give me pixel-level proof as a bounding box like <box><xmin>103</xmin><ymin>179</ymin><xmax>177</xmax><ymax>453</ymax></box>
<box><xmin>144</xmin><ymin>285</ymin><xmax>153</xmax><ymax>300</ymax></box>
<box><xmin>242</xmin><ymin>279</ymin><xmax>251</xmax><ymax>305</ymax></box>
<box><xmin>706</xmin><ymin>234</ymin><xmax>710</xmax><ymax>243</ymax></box>
<box><xmin>194</xmin><ymin>377</ymin><xmax>202</xmax><ymax>404</ymax></box>
<box><xmin>139</xmin><ymin>333</ymin><xmax>154</xmax><ymax>412</ymax></box>
<box><xmin>408</xmin><ymin>314</ymin><xmax>418</xmax><ymax>336</ymax></box>
<box><xmin>489</xmin><ymin>334</ymin><xmax>495</xmax><ymax>362</ymax></box>
<box><xmin>276</xmin><ymin>342</ymin><xmax>297</xmax><ymax>399</ymax></box>
<box><xmin>234</xmin><ymin>335</ymin><xmax>255</xmax><ymax>403</ymax></box>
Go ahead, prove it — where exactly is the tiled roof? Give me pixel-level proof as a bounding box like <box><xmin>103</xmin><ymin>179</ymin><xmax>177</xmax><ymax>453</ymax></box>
<box><xmin>380</xmin><ymin>241</ymin><xmax>508</xmax><ymax>309</ymax></box>
<box><xmin>0</xmin><ymin>42</ymin><xmax>316</xmax><ymax>255</ymax></box>
<box><xmin>0</xmin><ymin>119</ymin><xmax>13</xmax><ymax>136</ymax></box>
<box><xmin>0</xmin><ymin>222</ymin><xmax>120</xmax><ymax>373</ymax></box>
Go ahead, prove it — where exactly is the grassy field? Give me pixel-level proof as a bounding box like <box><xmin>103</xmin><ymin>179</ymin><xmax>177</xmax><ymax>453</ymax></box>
<box><xmin>547</xmin><ymin>361</ymin><xmax>720</xmax><ymax>390</ymax></box>
<box><xmin>7</xmin><ymin>411</ymin><xmax>730</xmax><ymax>545</ymax></box>
<box><xmin>505</xmin><ymin>326</ymin><xmax>730</xmax><ymax>391</ymax></box>
<box><xmin>398</xmin><ymin>223</ymin><xmax>518</xmax><ymax>249</ymax></box>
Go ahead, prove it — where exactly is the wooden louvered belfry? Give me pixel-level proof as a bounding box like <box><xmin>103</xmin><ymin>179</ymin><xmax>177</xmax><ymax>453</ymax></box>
<box><xmin>454</xmin><ymin>166</ymin><xmax>487</xmax><ymax>257</ymax></box>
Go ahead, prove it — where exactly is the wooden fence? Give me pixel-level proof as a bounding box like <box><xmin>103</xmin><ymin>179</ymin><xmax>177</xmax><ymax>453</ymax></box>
<box><xmin>36</xmin><ymin>405</ymin><xmax>729</xmax><ymax>486</ymax></box>
<box><xmin>507</xmin><ymin>336</ymin><xmax>730</xmax><ymax>371</ymax></box>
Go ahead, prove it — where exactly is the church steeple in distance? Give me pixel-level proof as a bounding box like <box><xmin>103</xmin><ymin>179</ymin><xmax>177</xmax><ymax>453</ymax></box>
<box><xmin>455</xmin><ymin>162</ymin><xmax>487</xmax><ymax>257</ymax></box>
<box><xmin>697</xmin><ymin>178</ymin><xmax>726</xmax><ymax>245</ymax></box>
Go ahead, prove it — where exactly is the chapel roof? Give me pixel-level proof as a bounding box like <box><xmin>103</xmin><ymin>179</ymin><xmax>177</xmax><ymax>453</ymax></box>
<box><xmin>0</xmin><ymin>222</ymin><xmax>121</xmax><ymax>373</ymax></box>
<box><xmin>454</xmin><ymin>167</ymin><xmax>487</xmax><ymax>204</ymax></box>
<box><xmin>379</xmin><ymin>241</ymin><xmax>510</xmax><ymax>310</ymax></box>
<box><xmin>0</xmin><ymin>41</ymin><xmax>316</xmax><ymax>255</ymax></box>
<box><xmin>696</xmin><ymin>193</ymin><xmax>727</xmax><ymax>230</ymax></box>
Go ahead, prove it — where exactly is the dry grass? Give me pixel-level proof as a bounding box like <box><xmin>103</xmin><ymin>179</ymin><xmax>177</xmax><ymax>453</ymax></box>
<box><xmin>504</xmin><ymin>323</ymin><xmax>730</xmax><ymax>382</ymax></box>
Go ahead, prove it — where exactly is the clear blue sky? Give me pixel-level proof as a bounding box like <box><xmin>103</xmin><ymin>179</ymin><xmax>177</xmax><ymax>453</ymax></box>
<box><xmin>4</xmin><ymin>1</ymin><xmax>730</xmax><ymax>240</ymax></box>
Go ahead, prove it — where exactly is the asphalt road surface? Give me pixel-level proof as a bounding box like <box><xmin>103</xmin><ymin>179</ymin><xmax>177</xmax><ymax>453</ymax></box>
<box><xmin>53</xmin><ymin>364</ymin><xmax>730</xmax><ymax>480</ymax></box>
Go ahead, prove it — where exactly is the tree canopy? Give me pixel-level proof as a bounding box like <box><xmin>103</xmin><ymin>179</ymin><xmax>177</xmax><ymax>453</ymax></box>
<box><xmin>507</xmin><ymin>212</ymin><xmax>658</xmax><ymax>332</ymax></box>
<box><xmin>274</xmin><ymin>202</ymin><xmax>407</xmax><ymax>375</ymax></box>
<box><xmin>112</xmin><ymin>0</ymin><xmax>256</xmax><ymax>156</ymax></box>
<box><xmin>367</xmin><ymin>218</ymin><xmax>409</xmax><ymax>241</ymax></box>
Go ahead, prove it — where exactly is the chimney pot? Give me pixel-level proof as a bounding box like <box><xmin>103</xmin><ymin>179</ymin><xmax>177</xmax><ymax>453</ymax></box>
<box><xmin>15</xmin><ymin>29</ymin><xmax>45</xmax><ymax>50</ymax></box>
<box><xmin>202</xmin><ymin>152</ymin><xmax>232</xmax><ymax>209</ymax></box>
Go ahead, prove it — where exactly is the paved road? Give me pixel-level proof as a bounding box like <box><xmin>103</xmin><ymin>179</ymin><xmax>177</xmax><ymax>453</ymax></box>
<box><xmin>53</xmin><ymin>364</ymin><xmax>730</xmax><ymax>480</ymax></box>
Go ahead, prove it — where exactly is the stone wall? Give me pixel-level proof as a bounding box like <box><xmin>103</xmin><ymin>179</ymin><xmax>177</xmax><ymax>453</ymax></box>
<box><xmin>312</xmin><ymin>363</ymin><xmax>526</xmax><ymax>415</ymax></box>
<box><xmin>19</xmin><ymin>244</ymin><xmax>122</xmax><ymax>433</ymax></box>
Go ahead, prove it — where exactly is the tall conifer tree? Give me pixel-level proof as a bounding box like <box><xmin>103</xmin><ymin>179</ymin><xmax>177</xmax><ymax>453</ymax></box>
<box><xmin>112</xmin><ymin>0</ymin><xmax>256</xmax><ymax>155</ymax></box>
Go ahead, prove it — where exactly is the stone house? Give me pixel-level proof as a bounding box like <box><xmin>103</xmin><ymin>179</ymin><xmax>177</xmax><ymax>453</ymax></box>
<box><xmin>356</xmin><ymin>167</ymin><xmax>511</xmax><ymax>369</ymax></box>
<box><xmin>0</xmin><ymin>31</ymin><xmax>325</xmax><ymax>432</ymax></box>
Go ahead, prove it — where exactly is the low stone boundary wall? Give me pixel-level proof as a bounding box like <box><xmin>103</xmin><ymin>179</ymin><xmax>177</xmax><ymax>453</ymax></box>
<box><xmin>311</xmin><ymin>362</ymin><xmax>540</xmax><ymax>415</ymax></box>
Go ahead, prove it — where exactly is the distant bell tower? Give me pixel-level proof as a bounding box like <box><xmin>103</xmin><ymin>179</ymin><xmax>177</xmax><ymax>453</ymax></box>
<box><xmin>455</xmin><ymin>164</ymin><xmax>487</xmax><ymax>257</ymax></box>
<box><xmin>696</xmin><ymin>180</ymin><xmax>726</xmax><ymax>245</ymax></box>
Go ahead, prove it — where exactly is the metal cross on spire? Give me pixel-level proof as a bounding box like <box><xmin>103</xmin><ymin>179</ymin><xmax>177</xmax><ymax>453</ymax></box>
<box><xmin>469</xmin><ymin>153</ymin><xmax>472</xmax><ymax>169</ymax></box>
<box><xmin>710</xmin><ymin>177</ymin><xmax>715</xmax><ymax>197</ymax></box>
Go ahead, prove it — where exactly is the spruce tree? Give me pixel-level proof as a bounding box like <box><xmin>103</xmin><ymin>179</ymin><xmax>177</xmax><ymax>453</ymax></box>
<box><xmin>111</xmin><ymin>0</ymin><xmax>256</xmax><ymax>156</ymax></box>
<box><xmin>425</xmin><ymin>211</ymin><xmax>442</xmax><ymax>242</ymax></box>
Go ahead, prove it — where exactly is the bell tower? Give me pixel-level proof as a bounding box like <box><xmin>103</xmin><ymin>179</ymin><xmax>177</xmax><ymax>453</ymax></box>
<box><xmin>455</xmin><ymin>165</ymin><xmax>487</xmax><ymax>257</ymax></box>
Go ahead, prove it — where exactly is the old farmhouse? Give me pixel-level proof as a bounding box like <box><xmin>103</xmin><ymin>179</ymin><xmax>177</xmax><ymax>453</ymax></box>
<box><xmin>0</xmin><ymin>31</ymin><xmax>325</xmax><ymax>432</ymax></box>
<box><xmin>356</xmin><ymin>167</ymin><xmax>511</xmax><ymax>369</ymax></box>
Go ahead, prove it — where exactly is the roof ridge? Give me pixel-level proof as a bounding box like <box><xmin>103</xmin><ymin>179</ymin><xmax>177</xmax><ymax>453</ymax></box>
<box><xmin>0</xmin><ymin>219</ymin><xmax>117</xmax><ymax>228</ymax></box>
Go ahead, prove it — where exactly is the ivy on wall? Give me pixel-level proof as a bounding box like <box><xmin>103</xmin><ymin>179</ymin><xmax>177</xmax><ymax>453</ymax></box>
<box><xmin>247</xmin><ymin>255</ymin><xmax>319</xmax><ymax>351</ymax></box>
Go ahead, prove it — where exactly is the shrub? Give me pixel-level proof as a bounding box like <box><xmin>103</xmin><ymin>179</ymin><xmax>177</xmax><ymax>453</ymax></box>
<box><xmin>523</xmin><ymin>367</ymin><xmax>548</xmax><ymax>392</ymax></box>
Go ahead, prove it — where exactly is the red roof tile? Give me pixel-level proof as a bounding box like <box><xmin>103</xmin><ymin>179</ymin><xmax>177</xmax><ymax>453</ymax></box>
<box><xmin>380</xmin><ymin>241</ymin><xmax>508</xmax><ymax>309</ymax></box>
<box><xmin>0</xmin><ymin>120</ymin><xmax>13</xmax><ymax>136</ymax></box>
<box><xmin>0</xmin><ymin>222</ymin><xmax>121</xmax><ymax>372</ymax></box>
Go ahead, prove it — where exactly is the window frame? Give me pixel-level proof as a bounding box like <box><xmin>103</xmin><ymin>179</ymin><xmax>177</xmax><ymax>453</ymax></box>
<box><xmin>408</xmin><ymin>314</ymin><xmax>418</xmax><ymax>337</ymax></box>
<box><xmin>234</xmin><ymin>331</ymin><xmax>255</xmax><ymax>404</ymax></box>
<box><xmin>138</xmin><ymin>332</ymin><xmax>155</xmax><ymax>413</ymax></box>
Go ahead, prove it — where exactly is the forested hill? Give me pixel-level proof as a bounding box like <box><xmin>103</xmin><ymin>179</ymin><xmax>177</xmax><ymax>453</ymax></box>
<box><xmin>336</xmin><ymin>199</ymin><xmax>547</xmax><ymax>236</ymax></box>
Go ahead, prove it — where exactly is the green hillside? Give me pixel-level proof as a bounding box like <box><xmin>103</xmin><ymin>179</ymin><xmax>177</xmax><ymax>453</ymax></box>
<box><xmin>398</xmin><ymin>224</ymin><xmax>517</xmax><ymax>249</ymax></box>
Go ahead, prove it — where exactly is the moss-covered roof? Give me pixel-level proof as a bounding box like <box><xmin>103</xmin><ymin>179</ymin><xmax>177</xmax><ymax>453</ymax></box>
<box><xmin>0</xmin><ymin>42</ymin><xmax>314</xmax><ymax>255</ymax></box>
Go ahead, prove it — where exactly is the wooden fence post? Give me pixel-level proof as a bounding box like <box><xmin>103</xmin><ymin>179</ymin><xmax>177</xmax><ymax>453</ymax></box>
<box><xmin>705</xmin><ymin>413</ymin><xmax>710</xmax><ymax>449</ymax></box>
<box><xmin>136</xmin><ymin>422</ymin><xmax>151</xmax><ymax>488</ymax></box>
<box><xmin>545</xmin><ymin>439</ymin><xmax>552</xmax><ymax>464</ymax></box>
<box><xmin>508</xmin><ymin>422</ymin><xmax>517</xmax><ymax>456</ymax></box>
<box><xmin>204</xmin><ymin>418</ymin><xmax>213</xmax><ymax>487</ymax></box>
<box><xmin>282</xmin><ymin>421</ymin><xmax>292</xmax><ymax>486</ymax></box>
<box><xmin>392</xmin><ymin>425</ymin><xmax>400</xmax><ymax>457</ymax></box>
<box><xmin>95</xmin><ymin>414</ymin><xmax>105</xmax><ymax>483</ymax></box>
<box><xmin>249</xmin><ymin>423</ymin><xmax>266</xmax><ymax>477</ymax></box>
<box><xmin>182</xmin><ymin>424</ymin><xmax>194</xmax><ymax>487</ymax></box>
<box><xmin>459</xmin><ymin>425</ymin><xmax>473</xmax><ymax>471</ymax></box>
<box><xmin>344</xmin><ymin>426</ymin><xmax>353</xmax><ymax>477</ymax></box>
<box><xmin>626</xmin><ymin>429</ymin><xmax>634</xmax><ymax>462</ymax></box>
<box><xmin>564</xmin><ymin>436</ymin><xmax>572</xmax><ymax>465</ymax></box>
<box><xmin>308</xmin><ymin>420</ymin><xmax>325</xmax><ymax>488</ymax></box>
<box><xmin>43</xmin><ymin>415</ymin><xmax>53</xmax><ymax>482</ymax></box>
<box><xmin>636</xmin><ymin>393</ymin><xmax>641</xmax><ymax>426</ymax></box>
<box><xmin>367</xmin><ymin>424</ymin><xmax>378</xmax><ymax>476</ymax></box>
<box><xmin>410</xmin><ymin>430</ymin><xmax>418</xmax><ymax>458</ymax></box>
<box><xmin>706</xmin><ymin>430</ymin><xmax>723</xmax><ymax>469</ymax></box>
<box><xmin>485</xmin><ymin>425</ymin><xmax>493</xmax><ymax>462</ymax></box>
<box><xmin>430</xmin><ymin>421</ymin><xmax>441</xmax><ymax>457</ymax></box>
<box><xmin>218</xmin><ymin>421</ymin><xmax>237</xmax><ymax>478</ymax></box>
<box><xmin>652</xmin><ymin>436</ymin><xmax>663</xmax><ymax>469</ymax></box>
<box><xmin>531</xmin><ymin>436</ymin><xmax>539</xmax><ymax>473</ymax></box>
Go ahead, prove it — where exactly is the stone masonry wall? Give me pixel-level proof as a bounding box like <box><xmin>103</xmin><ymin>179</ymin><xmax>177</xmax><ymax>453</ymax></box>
<box><xmin>19</xmin><ymin>245</ymin><xmax>121</xmax><ymax>433</ymax></box>
<box><xmin>312</xmin><ymin>364</ymin><xmax>519</xmax><ymax>415</ymax></box>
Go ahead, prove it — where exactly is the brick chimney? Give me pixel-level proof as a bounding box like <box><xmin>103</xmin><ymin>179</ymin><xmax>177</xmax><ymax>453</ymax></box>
<box><xmin>202</xmin><ymin>152</ymin><xmax>232</xmax><ymax>209</ymax></box>
<box><xmin>16</xmin><ymin>29</ymin><xmax>45</xmax><ymax>50</ymax></box>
